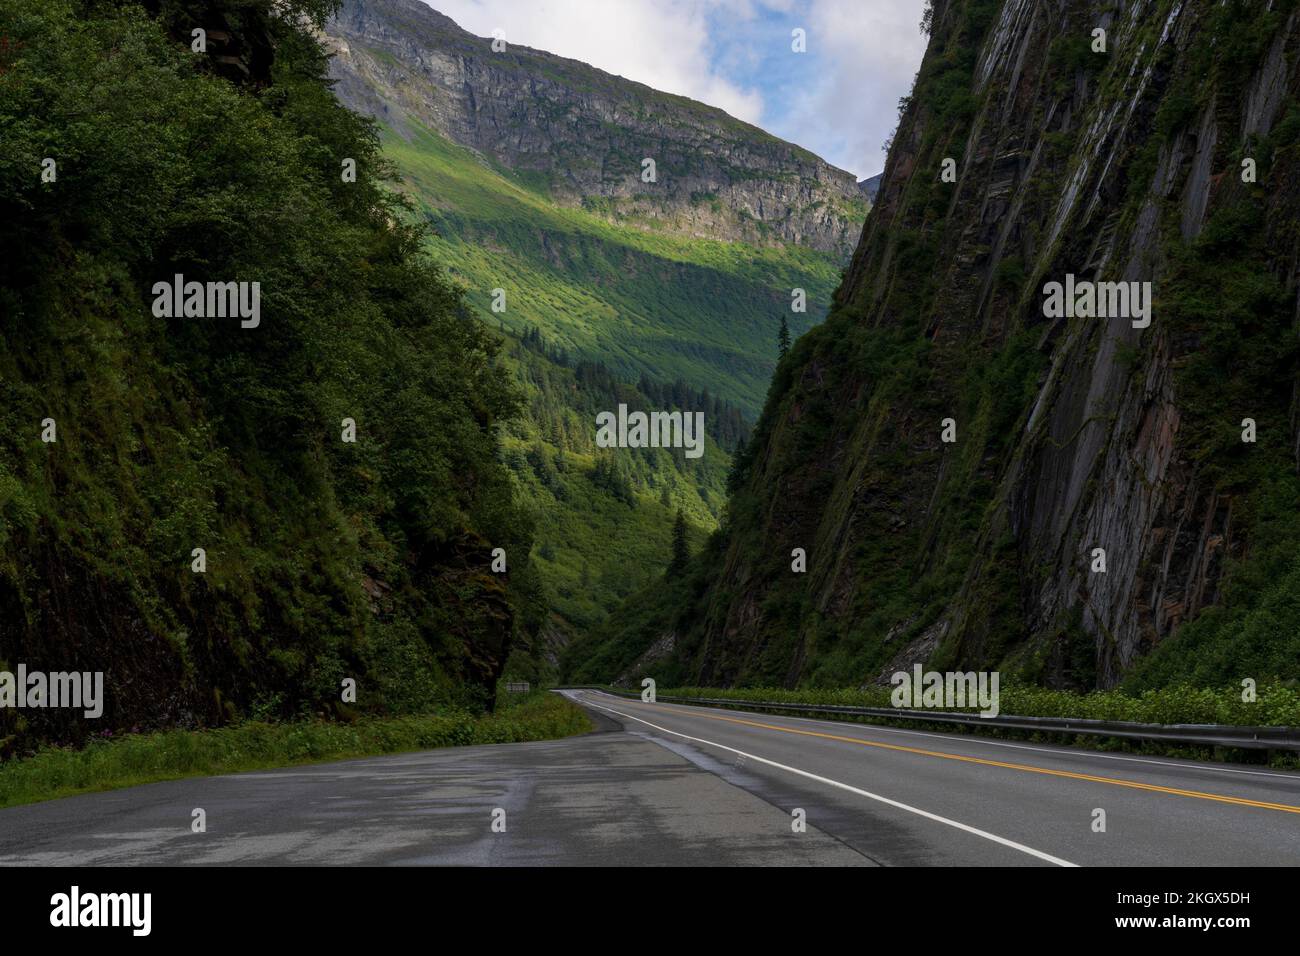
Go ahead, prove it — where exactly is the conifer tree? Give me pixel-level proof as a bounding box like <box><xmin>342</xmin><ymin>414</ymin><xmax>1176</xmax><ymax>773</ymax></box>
<box><xmin>670</xmin><ymin>509</ymin><xmax>690</xmax><ymax>574</ymax></box>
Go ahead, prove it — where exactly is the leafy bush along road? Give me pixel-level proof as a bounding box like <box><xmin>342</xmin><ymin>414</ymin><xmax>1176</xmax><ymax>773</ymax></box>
<box><xmin>0</xmin><ymin>692</ymin><xmax>590</xmax><ymax>810</ymax></box>
<box><xmin>643</xmin><ymin>682</ymin><xmax>1300</xmax><ymax>725</ymax></box>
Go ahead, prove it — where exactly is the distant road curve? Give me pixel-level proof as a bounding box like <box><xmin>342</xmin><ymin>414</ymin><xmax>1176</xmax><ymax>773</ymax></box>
<box><xmin>0</xmin><ymin>689</ymin><xmax>1295</xmax><ymax>865</ymax></box>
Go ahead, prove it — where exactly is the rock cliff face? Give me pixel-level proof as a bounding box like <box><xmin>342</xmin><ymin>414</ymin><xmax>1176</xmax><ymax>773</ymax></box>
<box><xmin>586</xmin><ymin>0</ymin><xmax>1300</xmax><ymax>691</ymax></box>
<box><xmin>324</xmin><ymin>0</ymin><xmax>867</xmax><ymax>259</ymax></box>
<box><xmin>859</xmin><ymin>173</ymin><xmax>884</xmax><ymax>201</ymax></box>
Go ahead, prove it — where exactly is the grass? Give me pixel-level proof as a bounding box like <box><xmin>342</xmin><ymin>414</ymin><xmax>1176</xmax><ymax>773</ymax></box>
<box><xmin>640</xmin><ymin>682</ymin><xmax>1300</xmax><ymax>725</ymax></box>
<box><xmin>0</xmin><ymin>692</ymin><xmax>591</xmax><ymax>810</ymax></box>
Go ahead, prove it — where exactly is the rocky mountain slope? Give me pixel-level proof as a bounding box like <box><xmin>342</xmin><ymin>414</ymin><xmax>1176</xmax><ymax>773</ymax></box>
<box><xmin>571</xmin><ymin>0</ymin><xmax>1300</xmax><ymax>692</ymax></box>
<box><xmin>324</xmin><ymin>0</ymin><xmax>867</xmax><ymax>260</ymax></box>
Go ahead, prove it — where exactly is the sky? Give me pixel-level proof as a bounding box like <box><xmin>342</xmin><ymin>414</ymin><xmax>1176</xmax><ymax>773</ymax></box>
<box><xmin>423</xmin><ymin>0</ymin><xmax>930</xmax><ymax>181</ymax></box>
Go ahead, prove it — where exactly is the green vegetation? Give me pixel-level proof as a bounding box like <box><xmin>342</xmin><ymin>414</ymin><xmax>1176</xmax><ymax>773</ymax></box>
<box><xmin>1123</xmin><ymin>212</ymin><xmax>1299</xmax><ymax>688</ymax></box>
<box><xmin>367</xmin><ymin>94</ymin><xmax>853</xmax><ymax>656</ymax></box>
<box><xmin>563</xmin><ymin>538</ymin><xmax>716</xmax><ymax>685</ymax></box>
<box><xmin>572</xmin><ymin>304</ymin><xmax>1046</xmax><ymax>687</ymax></box>
<box><xmin>633</xmin><ymin>681</ymin><xmax>1300</xmax><ymax>726</ymax></box>
<box><xmin>670</xmin><ymin>509</ymin><xmax>690</xmax><ymax>574</ymax></box>
<box><xmin>380</xmin><ymin>121</ymin><xmax>843</xmax><ymax>415</ymax></box>
<box><xmin>565</xmin><ymin>0</ymin><xmax>1052</xmax><ymax>689</ymax></box>
<box><xmin>0</xmin><ymin>691</ymin><xmax>590</xmax><ymax>809</ymax></box>
<box><xmin>0</xmin><ymin>0</ymin><xmax>533</xmax><ymax>751</ymax></box>
<box><xmin>0</xmin><ymin>0</ymin><xmax>856</xmax><ymax>737</ymax></box>
<box><xmin>495</xmin><ymin>335</ymin><xmax>731</xmax><ymax>668</ymax></box>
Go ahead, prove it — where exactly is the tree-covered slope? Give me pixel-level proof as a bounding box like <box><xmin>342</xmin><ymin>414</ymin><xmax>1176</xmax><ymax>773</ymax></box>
<box><xmin>495</xmin><ymin>333</ymin><xmax>733</xmax><ymax>682</ymax></box>
<box><xmin>313</xmin><ymin>0</ymin><xmax>874</xmax><ymax>659</ymax></box>
<box><xmin>575</xmin><ymin>0</ymin><xmax>1300</xmax><ymax>693</ymax></box>
<box><xmin>0</xmin><ymin>0</ymin><xmax>533</xmax><ymax>751</ymax></box>
<box><xmin>360</xmin><ymin>117</ymin><xmax>767</xmax><ymax>656</ymax></box>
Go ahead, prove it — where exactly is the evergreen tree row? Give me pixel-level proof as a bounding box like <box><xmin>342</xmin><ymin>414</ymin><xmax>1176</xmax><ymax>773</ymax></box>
<box><xmin>509</xmin><ymin>324</ymin><xmax>751</xmax><ymax>453</ymax></box>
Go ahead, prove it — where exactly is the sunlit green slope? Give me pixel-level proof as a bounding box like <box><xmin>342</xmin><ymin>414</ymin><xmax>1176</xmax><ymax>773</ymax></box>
<box><xmin>381</xmin><ymin>121</ymin><xmax>846</xmax><ymax>416</ymax></box>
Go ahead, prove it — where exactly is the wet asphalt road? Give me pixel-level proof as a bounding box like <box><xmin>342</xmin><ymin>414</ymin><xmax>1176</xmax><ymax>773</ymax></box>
<box><xmin>1</xmin><ymin>689</ymin><xmax>1296</xmax><ymax>866</ymax></box>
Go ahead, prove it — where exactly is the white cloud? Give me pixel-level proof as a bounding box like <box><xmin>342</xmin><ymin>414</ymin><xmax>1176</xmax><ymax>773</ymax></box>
<box><xmin>426</xmin><ymin>0</ymin><xmax>767</xmax><ymax>124</ymax></box>
<box><xmin>788</xmin><ymin>0</ymin><xmax>929</xmax><ymax>178</ymax></box>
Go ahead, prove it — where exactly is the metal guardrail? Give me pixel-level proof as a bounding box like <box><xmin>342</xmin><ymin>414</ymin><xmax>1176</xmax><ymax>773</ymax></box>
<box><xmin>566</xmin><ymin>687</ymin><xmax>1300</xmax><ymax>751</ymax></box>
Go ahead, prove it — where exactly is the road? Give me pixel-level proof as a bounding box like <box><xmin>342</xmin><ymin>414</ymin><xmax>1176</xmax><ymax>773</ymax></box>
<box><xmin>0</xmin><ymin>689</ymin><xmax>1296</xmax><ymax>865</ymax></box>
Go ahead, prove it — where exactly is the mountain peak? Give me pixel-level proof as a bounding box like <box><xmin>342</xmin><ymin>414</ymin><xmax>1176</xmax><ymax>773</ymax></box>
<box><xmin>325</xmin><ymin>0</ymin><xmax>868</xmax><ymax>259</ymax></box>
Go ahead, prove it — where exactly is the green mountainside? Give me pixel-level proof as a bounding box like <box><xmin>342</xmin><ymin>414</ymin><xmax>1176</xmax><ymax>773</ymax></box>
<box><xmin>378</xmin><ymin>121</ymin><xmax>845</xmax><ymax>415</ymax></box>
<box><xmin>494</xmin><ymin>335</ymin><xmax>730</xmax><ymax>681</ymax></box>
<box><xmin>321</xmin><ymin>0</ymin><xmax>871</xmax><ymax>656</ymax></box>
<box><xmin>9</xmin><ymin>0</ymin><xmax>1289</xmax><ymax>761</ymax></box>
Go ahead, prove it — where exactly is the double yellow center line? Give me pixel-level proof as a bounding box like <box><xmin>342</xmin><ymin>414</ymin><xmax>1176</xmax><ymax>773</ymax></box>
<box><xmin>634</xmin><ymin>699</ymin><xmax>1300</xmax><ymax>816</ymax></box>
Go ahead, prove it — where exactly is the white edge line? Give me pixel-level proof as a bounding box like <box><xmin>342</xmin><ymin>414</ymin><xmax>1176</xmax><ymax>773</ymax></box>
<box><xmin>576</xmin><ymin>693</ymin><xmax>1079</xmax><ymax>868</ymax></box>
